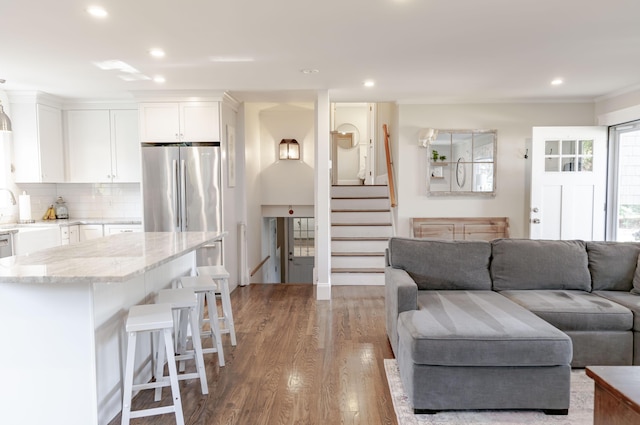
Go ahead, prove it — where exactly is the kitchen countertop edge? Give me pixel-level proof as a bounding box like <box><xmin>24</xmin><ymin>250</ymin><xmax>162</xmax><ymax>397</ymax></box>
<box><xmin>0</xmin><ymin>231</ymin><xmax>224</xmax><ymax>285</ymax></box>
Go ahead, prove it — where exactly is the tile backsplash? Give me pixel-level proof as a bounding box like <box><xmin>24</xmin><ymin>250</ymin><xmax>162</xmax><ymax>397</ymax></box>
<box><xmin>14</xmin><ymin>183</ymin><xmax>141</xmax><ymax>221</ymax></box>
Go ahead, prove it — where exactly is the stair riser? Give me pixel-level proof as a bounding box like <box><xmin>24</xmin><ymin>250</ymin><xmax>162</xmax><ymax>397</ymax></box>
<box><xmin>331</xmin><ymin>256</ymin><xmax>386</xmax><ymax>269</ymax></box>
<box><xmin>331</xmin><ymin>273</ymin><xmax>385</xmax><ymax>286</ymax></box>
<box><xmin>331</xmin><ymin>240</ymin><xmax>388</xmax><ymax>252</ymax></box>
<box><xmin>331</xmin><ymin>211</ymin><xmax>391</xmax><ymax>224</ymax></box>
<box><xmin>331</xmin><ymin>198</ymin><xmax>390</xmax><ymax>210</ymax></box>
<box><xmin>331</xmin><ymin>225</ymin><xmax>393</xmax><ymax>238</ymax></box>
<box><xmin>331</xmin><ymin>185</ymin><xmax>389</xmax><ymax>198</ymax></box>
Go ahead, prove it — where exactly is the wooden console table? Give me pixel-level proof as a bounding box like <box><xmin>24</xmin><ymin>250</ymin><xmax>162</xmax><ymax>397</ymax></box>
<box><xmin>586</xmin><ymin>366</ymin><xmax>640</xmax><ymax>425</ymax></box>
<box><xmin>410</xmin><ymin>217</ymin><xmax>509</xmax><ymax>241</ymax></box>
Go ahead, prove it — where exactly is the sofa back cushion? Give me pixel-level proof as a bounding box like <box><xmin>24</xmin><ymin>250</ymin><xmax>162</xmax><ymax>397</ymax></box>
<box><xmin>491</xmin><ymin>239</ymin><xmax>590</xmax><ymax>291</ymax></box>
<box><xmin>587</xmin><ymin>242</ymin><xmax>640</xmax><ymax>291</ymax></box>
<box><xmin>388</xmin><ymin>237</ymin><xmax>492</xmax><ymax>290</ymax></box>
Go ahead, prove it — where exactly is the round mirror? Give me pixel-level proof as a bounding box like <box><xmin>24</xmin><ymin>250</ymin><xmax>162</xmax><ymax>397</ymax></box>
<box><xmin>335</xmin><ymin>123</ymin><xmax>360</xmax><ymax>149</ymax></box>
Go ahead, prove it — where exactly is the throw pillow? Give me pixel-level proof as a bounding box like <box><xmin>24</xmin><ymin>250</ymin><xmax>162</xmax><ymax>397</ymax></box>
<box><xmin>491</xmin><ymin>238</ymin><xmax>591</xmax><ymax>291</ymax></box>
<box><xmin>388</xmin><ymin>237</ymin><xmax>492</xmax><ymax>290</ymax></box>
<box><xmin>632</xmin><ymin>254</ymin><xmax>640</xmax><ymax>295</ymax></box>
<box><xmin>587</xmin><ymin>241</ymin><xmax>640</xmax><ymax>291</ymax></box>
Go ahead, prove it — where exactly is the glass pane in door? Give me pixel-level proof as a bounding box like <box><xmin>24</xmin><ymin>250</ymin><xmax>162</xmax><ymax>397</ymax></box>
<box><xmin>614</xmin><ymin>127</ymin><xmax>640</xmax><ymax>241</ymax></box>
<box><xmin>292</xmin><ymin>218</ymin><xmax>315</xmax><ymax>257</ymax></box>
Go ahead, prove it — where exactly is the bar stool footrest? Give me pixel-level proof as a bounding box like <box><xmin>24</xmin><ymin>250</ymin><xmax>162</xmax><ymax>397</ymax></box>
<box><xmin>130</xmin><ymin>405</ymin><xmax>178</xmax><ymax>419</ymax></box>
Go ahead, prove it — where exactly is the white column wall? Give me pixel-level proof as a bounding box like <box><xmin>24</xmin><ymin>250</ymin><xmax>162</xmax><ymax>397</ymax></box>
<box><xmin>315</xmin><ymin>91</ymin><xmax>331</xmax><ymax>300</ymax></box>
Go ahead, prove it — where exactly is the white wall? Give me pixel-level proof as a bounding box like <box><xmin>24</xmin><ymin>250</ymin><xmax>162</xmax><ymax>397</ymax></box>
<box><xmin>220</xmin><ymin>100</ymin><xmax>241</xmax><ymax>291</ymax></box>
<box><xmin>396</xmin><ymin>102</ymin><xmax>596</xmax><ymax>238</ymax></box>
<box><xmin>596</xmin><ymin>87</ymin><xmax>640</xmax><ymax>125</ymax></box>
<box><xmin>242</xmin><ymin>103</ymin><xmax>316</xmax><ymax>283</ymax></box>
<box><xmin>242</xmin><ymin>103</ymin><xmax>263</xmax><ymax>283</ymax></box>
<box><xmin>259</xmin><ymin>105</ymin><xmax>315</xmax><ymax>205</ymax></box>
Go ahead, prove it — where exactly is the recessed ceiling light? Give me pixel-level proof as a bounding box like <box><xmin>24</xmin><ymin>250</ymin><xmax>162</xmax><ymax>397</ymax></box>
<box><xmin>149</xmin><ymin>48</ymin><xmax>165</xmax><ymax>58</ymax></box>
<box><xmin>551</xmin><ymin>78</ymin><xmax>564</xmax><ymax>86</ymax></box>
<box><xmin>153</xmin><ymin>76</ymin><xmax>166</xmax><ymax>84</ymax></box>
<box><xmin>363</xmin><ymin>80</ymin><xmax>375</xmax><ymax>87</ymax></box>
<box><xmin>300</xmin><ymin>69</ymin><xmax>319</xmax><ymax>74</ymax></box>
<box><xmin>87</xmin><ymin>6</ymin><xmax>108</xmax><ymax>18</ymax></box>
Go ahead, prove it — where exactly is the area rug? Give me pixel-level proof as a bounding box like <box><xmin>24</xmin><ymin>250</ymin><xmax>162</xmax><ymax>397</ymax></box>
<box><xmin>384</xmin><ymin>359</ymin><xmax>594</xmax><ymax>425</ymax></box>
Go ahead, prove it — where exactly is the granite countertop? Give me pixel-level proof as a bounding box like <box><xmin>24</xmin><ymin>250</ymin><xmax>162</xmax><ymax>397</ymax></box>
<box><xmin>0</xmin><ymin>231</ymin><xmax>224</xmax><ymax>284</ymax></box>
<box><xmin>0</xmin><ymin>218</ymin><xmax>142</xmax><ymax>234</ymax></box>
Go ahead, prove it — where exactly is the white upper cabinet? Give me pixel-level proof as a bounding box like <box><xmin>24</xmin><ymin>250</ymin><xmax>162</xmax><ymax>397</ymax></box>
<box><xmin>139</xmin><ymin>102</ymin><xmax>220</xmax><ymax>143</ymax></box>
<box><xmin>66</xmin><ymin>109</ymin><xmax>140</xmax><ymax>183</ymax></box>
<box><xmin>110</xmin><ymin>110</ymin><xmax>140</xmax><ymax>182</ymax></box>
<box><xmin>12</xmin><ymin>102</ymin><xmax>65</xmax><ymax>183</ymax></box>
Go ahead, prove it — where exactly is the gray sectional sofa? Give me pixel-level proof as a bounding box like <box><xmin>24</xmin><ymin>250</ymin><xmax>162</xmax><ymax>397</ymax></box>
<box><xmin>385</xmin><ymin>237</ymin><xmax>640</xmax><ymax>414</ymax></box>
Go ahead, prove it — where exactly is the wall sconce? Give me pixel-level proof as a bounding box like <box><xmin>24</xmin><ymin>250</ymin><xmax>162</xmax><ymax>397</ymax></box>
<box><xmin>279</xmin><ymin>139</ymin><xmax>300</xmax><ymax>160</ymax></box>
<box><xmin>418</xmin><ymin>128</ymin><xmax>438</xmax><ymax>147</ymax></box>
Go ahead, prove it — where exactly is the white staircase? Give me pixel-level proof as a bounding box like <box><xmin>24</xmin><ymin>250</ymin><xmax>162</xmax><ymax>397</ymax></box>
<box><xmin>331</xmin><ymin>185</ymin><xmax>392</xmax><ymax>285</ymax></box>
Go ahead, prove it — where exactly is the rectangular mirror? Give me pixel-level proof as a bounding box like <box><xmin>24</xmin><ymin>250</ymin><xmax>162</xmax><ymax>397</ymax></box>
<box><xmin>425</xmin><ymin>129</ymin><xmax>497</xmax><ymax>196</ymax></box>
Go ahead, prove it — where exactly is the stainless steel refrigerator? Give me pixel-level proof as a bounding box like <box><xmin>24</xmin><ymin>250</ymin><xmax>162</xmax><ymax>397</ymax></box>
<box><xmin>141</xmin><ymin>142</ymin><xmax>223</xmax><ymax>266</ymax></box>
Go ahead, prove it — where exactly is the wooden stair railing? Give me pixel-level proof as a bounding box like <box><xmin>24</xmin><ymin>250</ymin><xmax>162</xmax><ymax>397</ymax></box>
<box><xmin>383</xmin><ymin>124</ymin><xmax>397</xmax><ymax>208</ymax></box>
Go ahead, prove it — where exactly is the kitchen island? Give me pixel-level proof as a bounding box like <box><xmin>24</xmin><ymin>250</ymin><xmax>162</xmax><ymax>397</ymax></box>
<box><xmin>0</xmin><ymin>231</ymin><xmax>225</xmax><ymax>425</ymax></box>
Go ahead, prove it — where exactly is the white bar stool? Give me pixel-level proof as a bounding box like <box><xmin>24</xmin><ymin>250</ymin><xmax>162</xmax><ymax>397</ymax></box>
<box><xmin>155</xmin><ymin>288</ymin><xmax>208</xmax><ymax>401</ymax></box>
<box><xmin>197</xmin><ymin>265</ymin><xmax>237</xmax><ymax>346</ymax></box>
<box><xmin>179</xmin><ymin>275</ymin><xmax>225</xmax><ymax>366</ymax></box>
<box><xmin>121</xmin><ymin>304</ymin><xmax>184</xmax><ymax>425</ymax></box>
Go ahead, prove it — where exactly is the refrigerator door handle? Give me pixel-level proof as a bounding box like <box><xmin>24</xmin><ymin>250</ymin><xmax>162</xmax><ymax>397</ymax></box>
<box><xmin>180</xmin><ymin>159</ymin><xmax>188</xmax><ymax>230</ymax></box>
<box><xmin>173</xmin><ymin>159</ymin><xmax>180</xmax><ymax>229</ymax></box>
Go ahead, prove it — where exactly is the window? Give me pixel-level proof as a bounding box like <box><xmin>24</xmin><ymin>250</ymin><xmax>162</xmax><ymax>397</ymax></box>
<box><xmin>607</xmin><ymin>120</ymin><xmax>640</xmax><ymax>241</ymax></box>
<box><xmin>544</xmin><ymin>139</ymin><xmax>593</xmax><ymax>172</ymax></box>
<box><xmin>292</xmin><ymin>218</ymin><xmax>314</xmax><ymax>257</ymax></box>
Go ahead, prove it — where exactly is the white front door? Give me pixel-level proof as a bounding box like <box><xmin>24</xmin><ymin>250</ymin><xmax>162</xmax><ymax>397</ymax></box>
<box><xmin>530</xmin><ymin>126</ymin><xmax>608</xmax><ymax>240</ymax></box>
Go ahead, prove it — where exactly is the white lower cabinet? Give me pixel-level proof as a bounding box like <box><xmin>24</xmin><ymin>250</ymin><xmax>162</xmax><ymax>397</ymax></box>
<box><xmin>79</xmin><ymin>224</ymin><xmax>104</xmax><ymax>241</ymax></box>
<box><xmin>61</xmin><ymin>225</ymin><xmax>80</xmax><ymax>245</ymax></box>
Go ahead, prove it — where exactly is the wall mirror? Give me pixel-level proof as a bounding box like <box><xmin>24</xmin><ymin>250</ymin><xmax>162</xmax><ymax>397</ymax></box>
<box><xmin>426</xmin><ymin>129</ymin><xmax>497</xmax><ymax>196</ymax></box>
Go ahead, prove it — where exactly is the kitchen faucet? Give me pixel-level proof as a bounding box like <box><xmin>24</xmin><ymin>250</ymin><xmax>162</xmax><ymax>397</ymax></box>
<box><xmin>0</xmin><ymin>188</ymin><xmax>16</xmax><ymax>205</ymax></box>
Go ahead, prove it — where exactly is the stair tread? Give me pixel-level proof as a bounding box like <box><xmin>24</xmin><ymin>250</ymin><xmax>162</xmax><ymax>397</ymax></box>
<box><xmin>331</xmin><ymin>196</ymin><xmax>389</xmax><ymax>199</ymax></box>
<box><xmin>332</xmin><ymin>252</ymin><xmax>384</xmax><ymax>257</ymax></box>
<box><xmin>332</xmin><ymin>184</ymin><xmax>388</xmax><ymax>187</ymax></box>
<box><xmin>332</xmin><ymin>223</ymin><xmax>391</xmax><ymax>226</ymax></box>
<box><xmin>332</xmin><ymin>236</ymin><xmax>390</xmax><ymax>241</ymax></box>
<box><xmin>331</xmin><ymin>268</ymin><xmax>385</xmax><ymax>273</ymax></box>
<box><xmin>331</xmin><ymin>209</ymin><xmax>390</xmax><ymax>213</ymax></box>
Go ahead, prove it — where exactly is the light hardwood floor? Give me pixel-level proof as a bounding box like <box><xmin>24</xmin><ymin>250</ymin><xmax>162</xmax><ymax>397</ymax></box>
<box><xmin>110</xmin><ymin>284</ymin><xmax>397</xmax><ymax>425</ymax></box>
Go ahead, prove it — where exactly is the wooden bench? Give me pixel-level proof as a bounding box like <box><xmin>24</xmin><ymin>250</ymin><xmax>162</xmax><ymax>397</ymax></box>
<box><xmin>410</xmin><ymin>217</ymin><xmax>509</xmax><ymax>241</ymax></box>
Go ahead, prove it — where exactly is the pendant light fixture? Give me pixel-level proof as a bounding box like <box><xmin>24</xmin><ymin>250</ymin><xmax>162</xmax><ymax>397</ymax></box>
<box><xmin>0</xmin><ymin>101</ymin><xmax>11</xmax><ymax>132</ymax></box>
<box><xmin>0</xmin><ymin>79</ymin><xmax>11</xmax><ymax>132</ymax></box>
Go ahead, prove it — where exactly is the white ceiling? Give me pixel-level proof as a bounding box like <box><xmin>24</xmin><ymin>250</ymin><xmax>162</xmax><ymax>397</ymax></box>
<box><xmin>2</xmin><ymin>0</ymin><xmax>640</xmax><ymax>104</ymax></box>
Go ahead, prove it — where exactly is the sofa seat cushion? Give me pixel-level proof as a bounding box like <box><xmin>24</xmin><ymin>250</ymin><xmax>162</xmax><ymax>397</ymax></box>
<box><xmin>401</xmin><ymin>291</ymin><xmax>572</xmax><ymax>367</ymax></box>
<box><xmin>500</xmin><ymin>290</ymin><xmax>633</xmax><ymax>332</ymax></box>
<box><xmin>593</xmin><ymin>291</ymin><xmax>640</xmax><ymax>329</ymax></box>
<box><xmin>490</xmin><ymin>239</ymin><xmax>590</xmax><ymax>291</ymax></box>
<box><xmin>388</xmin><ymin>237</ymin><xmax>492</xmax><ymax>290</ymax></box>
<box><xmin>587</xmin><ymin>242</ymin><xmax>640</xmax><ymax>291</ymax></box>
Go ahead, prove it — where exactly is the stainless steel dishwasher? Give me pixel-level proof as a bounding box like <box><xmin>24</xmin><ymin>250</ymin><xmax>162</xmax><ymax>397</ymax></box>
<box><xmin>0</xmin><ymin>232</ymin><xmax>13</xmax><ymax>258</ymax></box>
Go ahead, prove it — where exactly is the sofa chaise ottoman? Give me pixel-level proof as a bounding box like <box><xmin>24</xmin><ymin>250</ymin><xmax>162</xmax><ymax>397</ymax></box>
<box><xmin>397</xmin><ymin>291</ymin><xmax>572</xmax><ymax>414</ymax></box>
